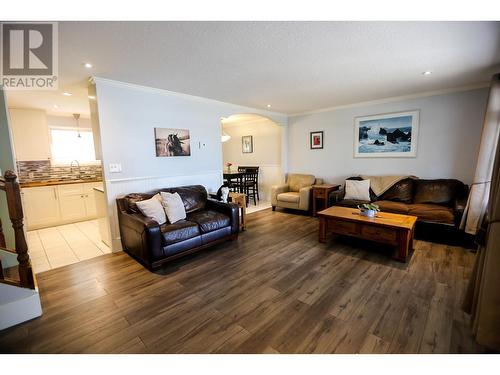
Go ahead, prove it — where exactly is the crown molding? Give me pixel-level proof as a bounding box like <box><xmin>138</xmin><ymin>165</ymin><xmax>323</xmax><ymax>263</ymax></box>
<box><xmin>288</xmin><ymin>82</ymin><xmax>490</xmax><ymax>117</ymax></box>
<box><xmin>90</xmin><ymin>76</ymin><xmax>288</xmax><ymax>118</ymax></box>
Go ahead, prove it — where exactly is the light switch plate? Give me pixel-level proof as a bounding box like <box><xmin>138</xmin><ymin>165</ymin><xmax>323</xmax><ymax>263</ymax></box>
<box><xmin>109</xmin><ymin>163</ymin><xmax>122</xmax><ymax>173</ymax></box>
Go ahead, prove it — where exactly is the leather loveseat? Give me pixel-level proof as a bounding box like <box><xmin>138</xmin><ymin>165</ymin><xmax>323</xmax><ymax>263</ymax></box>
<box><xmin>330</xmin><ymin>177</ymin><xmax>469</xmax><ymax>229</ymax></box>
<box><xmin>117</xmin><ymin>185</ymin><xmax>239</xmax><ymax>270</ymax></box>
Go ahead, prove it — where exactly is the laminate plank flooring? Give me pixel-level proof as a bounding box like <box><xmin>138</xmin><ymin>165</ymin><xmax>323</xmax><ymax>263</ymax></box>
<box><xmin>0</xmin><ymin>208</ymin><xmax>488</xmax><ymax>353</ymax></box>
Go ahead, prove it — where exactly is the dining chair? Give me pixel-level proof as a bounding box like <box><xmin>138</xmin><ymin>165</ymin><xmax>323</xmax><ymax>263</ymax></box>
<box><xmin>240</xmin><ymin>166</ymin><xmax>259</xmax><ymax>206</ymax></box>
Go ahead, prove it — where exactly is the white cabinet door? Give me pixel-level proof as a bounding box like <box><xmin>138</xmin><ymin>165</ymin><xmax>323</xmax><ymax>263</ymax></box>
<box><xmin>58</xmin><ymin>184</ymin><xmax>86</xmax><ymax>222</ymax></box>
<box><xmin>82</xmin><ymin>182</ymin><xmax>103</xmax><ymax>218</ymax></box>
<box><xmin>9</xmin><ymin>108</ymin><xmax>51</xmax><ymax>161</ymax></box>
<box><xmin>22</xmin><ymin>187</ymin><xmax>60</xmax><ymax>230</ymax></box>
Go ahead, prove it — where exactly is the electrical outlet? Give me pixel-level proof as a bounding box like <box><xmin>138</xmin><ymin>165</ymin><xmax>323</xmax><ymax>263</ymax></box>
<box><xmin>109</xmin><ymin>163</ymin><xmax>122</xmax><ymax>173</ymax></box>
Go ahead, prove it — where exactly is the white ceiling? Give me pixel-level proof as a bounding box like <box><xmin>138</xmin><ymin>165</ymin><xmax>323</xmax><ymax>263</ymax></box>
<box><xmin>6</xmin><ymin>21</ymin><xmax>500</xmax><ymax>116</ymax></box>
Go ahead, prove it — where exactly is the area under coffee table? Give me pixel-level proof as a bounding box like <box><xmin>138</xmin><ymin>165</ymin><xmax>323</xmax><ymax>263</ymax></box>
<box><xmin>317</xmin><ymin>206</ymin><xmax>417</xmax><ymax>262</ymax></box>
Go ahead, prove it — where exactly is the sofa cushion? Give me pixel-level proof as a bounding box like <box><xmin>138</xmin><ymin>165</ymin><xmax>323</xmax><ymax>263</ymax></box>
<box><xmin>335</xmin><ymin>199</ymin><xmax>370</xmax><ymax>208</ymax></box>
<box><xmin>187</xmin><ymin>210</ymin><xmax>231</xmax><ymax>233</ymax></box>
<box><xmin>277</xmin><ymin>191</ymin><xmax>300</xmax><ymax>203</ymax></box>
<box><xmin>414</xmin><ymin>179</ymin><xmax>462</xmax><ymax>206</ymax></box>
<box><xmin>160</xmin><ymin>220</ymin><xmax>200</xmax><ymax>245</ymax></box>
<box><xmin>345</xmin><ymin>176</ymin><xmax>377</xmax><ymax>201</ymax></box>
<box><xmin>159</xmin><ymin>185</ymin><xmax>208</xmax><ymax>213</ymax></box>
<box><xmin>407</xmin><ymin>203</ymin><xmax>455</xmax><ymax>225</ymax></box>
<box><xmin>135</xmin><ymin>194</ymin><xmax>167</xmax><ymax>225</ymax></box>
<box><xmin>344</xmin><ymin>179</ymin><xmax>371</xmax><ymax>201</ymax></box>
<box><xmin>288</xmin><ymin>174</ymin><xmax>315</xmax><ymax>192</ymax></box>
<box><xmin>124</xmin><ymin>193</ymin><xmax>155</xmax><ymax>213</ymax></box>
<box><xmin>160</xmin><ymin>192</ymin><xmax>187</xmax><ymax>223</ymax></box>
<box><xmin>376</xmin><ymin>200</ymin><xmax>410</xmax><ymax>215</ymax></box>
<box><xmin>377</xmin><ymin>178</ymin><xmax>415</xmax><ymax>203</ymax></box>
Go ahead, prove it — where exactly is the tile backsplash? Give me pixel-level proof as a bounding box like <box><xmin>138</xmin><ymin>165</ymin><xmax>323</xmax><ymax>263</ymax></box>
<box><xmin>17</xmin><ymin>160</ymin><xmax>103</xmax><ymax>183</ymax></box>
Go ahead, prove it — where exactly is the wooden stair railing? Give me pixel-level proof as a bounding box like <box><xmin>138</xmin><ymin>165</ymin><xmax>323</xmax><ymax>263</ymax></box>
<box><xmin>0</xmin><ymin>170</ymin><xmax>35</xmax><ymax>289</ymax></box>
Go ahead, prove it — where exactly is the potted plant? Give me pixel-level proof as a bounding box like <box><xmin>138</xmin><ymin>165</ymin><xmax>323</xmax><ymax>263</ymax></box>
<box><xmin>357</xmin><ymin>203</ymin><xmax>380</xmax><ymax>218</ymax></box>
<box><xmin>226</xmin><ymin>162</ymin><xmax>233</xmax><ymax>172</ymax></box>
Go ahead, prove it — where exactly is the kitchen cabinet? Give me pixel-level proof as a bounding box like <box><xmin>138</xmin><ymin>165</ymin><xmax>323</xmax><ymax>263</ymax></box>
<box><xmin>22</xmin><ymin>181</ymin><xmax>103</xmax><ymax>230</ymax></box>
<box><xmin>58</xmin><ymin>184</ymin><xmax>87</xmax><ymax>222</ymax></box>
<box><xmin>21</xmin><ymin>186</ymin><xmax>60</xmax><ymax>229</ymax></box>
<box><xmin>9</xmin><ymin>108</ymin><xmax>51</xmax><ymax>161</ymax></box>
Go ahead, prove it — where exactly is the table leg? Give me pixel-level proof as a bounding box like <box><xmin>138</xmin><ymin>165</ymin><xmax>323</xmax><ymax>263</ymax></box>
<box><xmin>396</xmin><ymin>230</ymin><xmax>410</xmax><ymax>262</ymax></box>
<box><xmin>319</xmin><ymin>217</ymin><xmax>327</xmax><ymax>243</ymax></box>
<box><xmin>241</xmin><ymin>196</ymin><xmax>246</xmax><ymax>231</ymax></box>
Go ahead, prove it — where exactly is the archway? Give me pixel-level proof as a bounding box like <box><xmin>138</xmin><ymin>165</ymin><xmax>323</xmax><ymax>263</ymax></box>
<box><xmin>220</xmin><ymin>114</ymin><xmax>285</xmax><ymax>213</ymax></box>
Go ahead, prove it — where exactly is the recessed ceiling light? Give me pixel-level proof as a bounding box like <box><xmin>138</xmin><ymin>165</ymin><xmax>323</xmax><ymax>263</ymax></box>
<box><xmin>83</xmin><ymin>62</ymin><xmax>93</xmax><ymax>68</ymax></box>
<box><xmin>62</xmin><ymin>92</ymin><xmax>72</xmax><ymax>96</ymax></box>
<box><xmin>422</xmin><ymin>71</ymin><xmax>433</xmax><ymax>76</ymax></box>
<box><xmin>53</xmin><ymin>104</ymin><xmax>59</xmax><ymax>109</ymax></box>
<box><xmin>267</xmin><ymin>104</ymin><xmax>272</xmax><ymax>108</ymax></box>
<box><xmin>88</xmin><ymin>95</ymin><xmax>96</xmax><ymax>100</ymax></box>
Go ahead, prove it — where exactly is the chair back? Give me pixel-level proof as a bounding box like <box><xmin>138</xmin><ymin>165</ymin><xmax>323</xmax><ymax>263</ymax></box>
<box><xmin>287</xmin><ymin>174</ymin><xmax>315</xmax><ymax>192</ymax></box>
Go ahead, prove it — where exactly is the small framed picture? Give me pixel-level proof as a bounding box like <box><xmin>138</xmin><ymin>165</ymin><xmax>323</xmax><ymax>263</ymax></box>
<box><xmin>310</xmin><ymin>131</ymin><xmax>324</xmax><ymax>149</ymax></box>
<box><xmin>242</xmin><ymin>135</ymin><xmax>253</xmax><ymax>153</ymax></box>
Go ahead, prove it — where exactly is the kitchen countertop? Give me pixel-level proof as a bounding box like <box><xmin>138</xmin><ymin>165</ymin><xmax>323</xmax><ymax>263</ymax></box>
<box><xmin>20</xmin><ymin>179</ymin><xmax>103</xmax><ymax>188</ymax></box>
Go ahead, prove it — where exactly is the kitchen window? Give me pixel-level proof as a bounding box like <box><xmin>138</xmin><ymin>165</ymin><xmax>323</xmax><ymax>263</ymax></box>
<box><xmin>49</xmin><ymin>127</ymin><xmax>97</xmax><ymax>164</ymax></box>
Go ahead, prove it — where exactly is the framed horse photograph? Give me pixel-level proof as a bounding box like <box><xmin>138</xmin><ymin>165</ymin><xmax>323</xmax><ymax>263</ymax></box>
<box><xmin>155</xmin><ymin>128</ymin><xmax>191</xmax><ymax>157</ymax></box>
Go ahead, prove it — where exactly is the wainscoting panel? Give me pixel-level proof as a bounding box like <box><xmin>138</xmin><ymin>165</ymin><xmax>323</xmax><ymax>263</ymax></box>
<box><xmin>104</xmin><ymin>170</ymin><xmax>222</xmax><ymax>251</ymax></box>
<box><xmin>256</xmin><ymin>164</ymin><xmax>285</xmax><ymax>201</ymax></box>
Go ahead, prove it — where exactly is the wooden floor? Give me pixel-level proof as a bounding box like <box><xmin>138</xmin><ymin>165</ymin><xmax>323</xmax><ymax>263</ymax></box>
<box><xmin>0</xmin><ymin>208</ymin><xmax>486</xmax><ymax>353</ymax></box>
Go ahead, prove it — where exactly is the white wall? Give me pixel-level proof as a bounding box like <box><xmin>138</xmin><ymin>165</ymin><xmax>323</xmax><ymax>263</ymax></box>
<box><xmin>223</xmin><ymin>120</ymin><xmax>284</xmax><ymax>200</ymax></box>
<box><xmin>288</xmin><ymin>88</ymin><xmax>488</xmax><ymax>185</ymax></box>
<box><xmin>47</xmin><ymin>115</ymin><xmax>91</xmax><ymax>129</ymax></box>
<box><xmin>93</xmin><ymin>78</ymin><xmax>287</xmax><ymax>251</ymax></box>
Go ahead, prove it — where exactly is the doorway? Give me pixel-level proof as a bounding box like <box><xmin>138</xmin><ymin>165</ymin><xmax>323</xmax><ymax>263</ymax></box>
<box><xmin>221</xmin><ymin>114</ymin><xmax>285</xmax><ymax>213</ymax></box>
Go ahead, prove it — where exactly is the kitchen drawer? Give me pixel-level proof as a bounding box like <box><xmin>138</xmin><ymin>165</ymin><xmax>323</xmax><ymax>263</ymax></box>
<box><xmin>329</xmin><ymin>220</ymin><xmax>360</xmax><ymax>236</ymax></box>
<box><xmin>58</xmin><ymin>184</ymin><xmax>84</xmax><ymax>196</ymax></box>
<box><xmin>361</xmin><ymin>225</ymin><xmax>398</xmax><ymax>245</ymax></box>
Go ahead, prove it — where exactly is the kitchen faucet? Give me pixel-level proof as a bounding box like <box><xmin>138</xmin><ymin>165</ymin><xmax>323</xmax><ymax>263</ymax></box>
<box><xmin>70</xmin><ymin>160</ymin><xmax>81</xmax><ymax>179</ymax></box>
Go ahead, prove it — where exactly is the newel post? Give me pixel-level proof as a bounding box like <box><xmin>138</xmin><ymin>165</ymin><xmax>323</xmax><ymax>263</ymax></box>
<box><xmin>4</xmin><ymin>170</ymin><xmax>34</xmax><ymax>289</ymax></box>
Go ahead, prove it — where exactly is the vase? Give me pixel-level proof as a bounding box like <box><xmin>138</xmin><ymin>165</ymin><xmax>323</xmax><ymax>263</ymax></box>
<box><xmin>360</xmin><ymin>209</ymin><xmax>376</xmax><ymax>218</ymax></box>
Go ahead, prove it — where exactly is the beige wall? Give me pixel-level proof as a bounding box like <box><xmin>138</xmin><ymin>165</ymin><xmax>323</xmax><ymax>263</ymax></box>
<box><xmin>222</xmin><ymin>119</ymin><xmax>284</xmax><ymax>200</ymax></box>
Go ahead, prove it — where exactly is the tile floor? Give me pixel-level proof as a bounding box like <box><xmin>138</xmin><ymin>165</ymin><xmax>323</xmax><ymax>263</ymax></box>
<box><xmin>246</xmin><ymin>200</ymin><xmax>271</xmax><ymax>214</ymax></box>
<box><xmin>27</xmin><ymin>219</ymin><xmax>111</xmax><ymax>274</ymax></box>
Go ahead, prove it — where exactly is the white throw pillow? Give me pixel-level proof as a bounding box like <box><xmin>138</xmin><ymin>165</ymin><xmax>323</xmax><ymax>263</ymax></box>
<box><xmin>344</xmin><ymin>179</ymin><xmax>371</xmax><ymax>201</ymax></box>
<box><xmin>135</xmin><ymin>194</ymin><xmax>166</xmax><ymax>225</ymax></box>
<box><xmin>160</xmin><ymin>192</ymin><xmax>187</xmax><ymax>224</ymax></box>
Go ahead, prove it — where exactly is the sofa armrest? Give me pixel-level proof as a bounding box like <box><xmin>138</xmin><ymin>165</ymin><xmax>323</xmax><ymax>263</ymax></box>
<box><xmin>271</xmin><ymin>184</ymin><xmax>289</xmax><ymax>206</ymax></box>
<box><xmin>206</xmin><ymin>199</ymin><xmax>240</xmax><ymax>234</ymax></box>
<box><xmin>117</xmin><ymin>209</ymin><xmax>163</xmax><ymax>264</ymax></box>
<box><xmin>329</xmin><ymin>188</ymin><xmax>345</xmax><ymax>205</ymax></box>
<box><xmin>454</xmin><ymin>185</ymin><xmax>470</xmax><ymax>226</ymax></box>
<box><xmin>299</xmin><ymin>186</ymin><xmax>313</xmax><ymax>211</ymax></box>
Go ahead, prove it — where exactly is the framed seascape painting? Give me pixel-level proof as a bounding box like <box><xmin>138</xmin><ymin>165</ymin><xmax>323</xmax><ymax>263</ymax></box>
<box><xmin>354</xmin><ymin>110</ymin><xmax>419</xmax><ymax>158</ymax></box>
<box><xmin>242</xmin><ymin>135</ymin><xmax>253</xmax><ymax>153</ymax></box>
<box><xmin>155</xmin><ymin>128</ymin><xmax>191</xmax><ymax>157</ymax></box>
<box><xmin>310</xmin><ymin>131</ymin><xmax>324</xmax><ymax>149</ymax></box>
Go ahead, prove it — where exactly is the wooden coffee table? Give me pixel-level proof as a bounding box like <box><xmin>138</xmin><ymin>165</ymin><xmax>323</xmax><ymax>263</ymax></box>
<box><xmin>317</xmin><ymin>206</ymin><xmax>417</xmax><ymax>262</ymax></box>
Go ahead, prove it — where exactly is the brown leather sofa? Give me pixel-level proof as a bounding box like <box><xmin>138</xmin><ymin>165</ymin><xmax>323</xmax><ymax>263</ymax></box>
<box><xmin>117</xmin><ymin>185</ymin><xmax>239</xmax><ymax>270</ymax></box>
<box><xmin>330</xmin><ymin>177</ymin><xmax>469</xmax><ymax>229</ymax></box>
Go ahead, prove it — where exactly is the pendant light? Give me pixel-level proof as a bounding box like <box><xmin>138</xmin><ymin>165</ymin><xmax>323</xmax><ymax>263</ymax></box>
<box><xmin>73</xmin><ymin>113</ymin><xmax>81</xmax><ymax>138</ymax></box>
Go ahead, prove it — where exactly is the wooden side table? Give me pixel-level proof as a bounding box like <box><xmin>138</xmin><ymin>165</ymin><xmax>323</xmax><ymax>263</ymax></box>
<box><xmin>229</xmin><ymin>192</ymin><xmax>246</xmax><ymax>231</ymax></box>
<box><xmin>312</xmin><ymin>184</ymin><xmax>340</xmax><ymax>216</ymax></box>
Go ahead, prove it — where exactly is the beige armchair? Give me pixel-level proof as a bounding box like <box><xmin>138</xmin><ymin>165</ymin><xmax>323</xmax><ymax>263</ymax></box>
<box><xmin>271</xmin><ymin>174</ymin><xmax>323</xmax><ymax>212</ymax></box>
